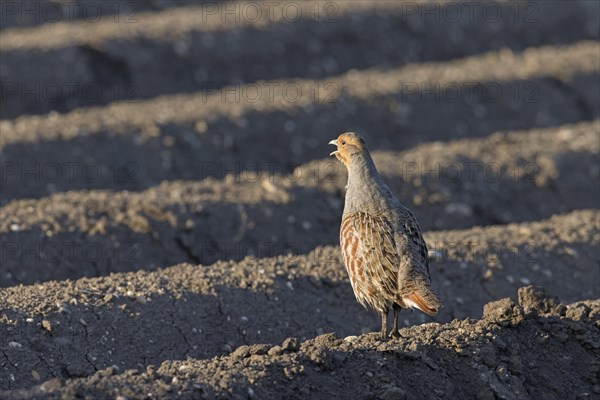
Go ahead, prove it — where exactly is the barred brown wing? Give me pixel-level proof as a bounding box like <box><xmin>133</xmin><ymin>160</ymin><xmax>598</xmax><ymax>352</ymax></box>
<box><xmin>340</xmin><ymin>212</ymin><xmax>401</xmax><ymax>311</ymax></box>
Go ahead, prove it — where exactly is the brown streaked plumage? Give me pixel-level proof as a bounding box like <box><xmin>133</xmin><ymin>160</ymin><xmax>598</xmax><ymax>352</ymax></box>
<box><xmin>330</xmin><ymin>132</ymin><xmax>441</xmax><ymax>338</ymax></box>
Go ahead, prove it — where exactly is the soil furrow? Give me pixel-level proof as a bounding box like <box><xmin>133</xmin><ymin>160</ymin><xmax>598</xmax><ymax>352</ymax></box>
<box><xmin>1</xmin><ymin>122</ymin><xmax>598</xmax><ymax>286</ymax></box>
<box><xmin>4</xmin><ymin>292</ymin><xmax>598</xmax><ymax>399</ymax></box>
<box><xmin>0</xmin><ymin>217</ymin><xmax>598</xmax><ymax>391</ymax></box>
<box><xmin>1</xmin><ymin>1</ymin><xmax>598</xmax><ymax>117</ymax></box>
<box><xmin>2</xmin><ymin>41</ymin><xmax>597</xmax><ymax>146</ymax></box>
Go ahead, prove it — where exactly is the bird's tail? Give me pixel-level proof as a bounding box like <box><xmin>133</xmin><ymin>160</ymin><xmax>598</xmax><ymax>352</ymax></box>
<box><xmin>404</xmin><ymin>289</ymin><xmax>442</xmax><ymax>316</ymax></box>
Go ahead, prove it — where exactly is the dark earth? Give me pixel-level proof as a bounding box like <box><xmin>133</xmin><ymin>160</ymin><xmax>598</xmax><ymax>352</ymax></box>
<box><xmin>1</xmin><ymin>1</ymin><xmax>599</xmax><ymax>399</ymax></box>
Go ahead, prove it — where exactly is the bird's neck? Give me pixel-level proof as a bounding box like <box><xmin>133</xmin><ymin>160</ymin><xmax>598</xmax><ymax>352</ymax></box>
<box><xmin>344</xmin><ymin>151</ymin><xmax>394</xmax><ymax>214</ymax></box>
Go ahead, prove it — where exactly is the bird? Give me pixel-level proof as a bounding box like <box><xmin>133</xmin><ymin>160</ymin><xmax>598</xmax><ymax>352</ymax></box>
<box><xmin>329</xmin><ymin>132</ymin><xmax>441</xmax><ymax>339</ymax></box>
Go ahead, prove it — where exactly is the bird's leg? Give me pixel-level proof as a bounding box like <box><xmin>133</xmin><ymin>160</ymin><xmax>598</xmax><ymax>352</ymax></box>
<box><xmin>389</xmin><ymin>306</ymin><xmax>400</xmax><ymax>338</ymax></box>
<box><xmin>380</xmin><ymin>310</ymin><xmax>388</xmax><ymax>339</ymax></box>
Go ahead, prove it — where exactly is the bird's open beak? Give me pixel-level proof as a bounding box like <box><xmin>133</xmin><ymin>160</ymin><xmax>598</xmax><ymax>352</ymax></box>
<box><xmin>328</xmin><ymin>139</ymin><xmax>338</xmax><ymax>156</ymax></box>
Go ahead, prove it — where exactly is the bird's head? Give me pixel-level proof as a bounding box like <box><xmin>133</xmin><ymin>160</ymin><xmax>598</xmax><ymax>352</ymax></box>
<box><xmin>329</xmin><ymin>132</ymin><xmax>367</xmax><ymax>167</ymax></box>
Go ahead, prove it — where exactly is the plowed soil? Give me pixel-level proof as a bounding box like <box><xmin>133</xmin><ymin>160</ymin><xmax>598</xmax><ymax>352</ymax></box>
<box><xmin>1</xmin><ymin>1</ymin><xmax>599</xmax><ymax>399</ymax></box>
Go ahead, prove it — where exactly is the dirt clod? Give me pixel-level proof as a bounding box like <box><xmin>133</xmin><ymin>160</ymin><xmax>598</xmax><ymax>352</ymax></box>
<box><xmin>482</xmin><ymin>298</ymin><xmax>522</xmax><ymax>324</ymax></box>
<box><xmin>380</xmin><ymin>386</ymin><xmax>407</xmax><ymax>400</ymax></box>
<box><xmin>518</xmin><ymin>285</ymin><xmax>566</xmax><ymax>316</ymax></box>
<box><xmin>282</xmin><ymin>337</ymin><xmax>299</xmax><ymax>352</ymax></box>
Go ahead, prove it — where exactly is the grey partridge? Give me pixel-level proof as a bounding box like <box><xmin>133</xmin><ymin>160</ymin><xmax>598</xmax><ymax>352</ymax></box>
<box><xmin>329</xmin><ymin>132</ymin><xmax>442</xmax><ymax>338</ymax></box>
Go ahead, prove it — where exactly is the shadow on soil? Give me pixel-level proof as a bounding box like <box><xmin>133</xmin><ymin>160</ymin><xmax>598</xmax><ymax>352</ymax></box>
<box><xmin>2</xmin><ymin>1</ymin><xmax>597</xmax><ymax>117</ymax></box>
<box><xmin>2</xmin><ymin>73</ymin><xmax>598</xmax><ymax>203</ymax></box>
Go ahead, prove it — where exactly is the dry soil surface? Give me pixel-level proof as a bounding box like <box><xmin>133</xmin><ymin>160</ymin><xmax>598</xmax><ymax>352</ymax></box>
<box><xmin>1</xmin><ymin>1</ymin><xmax>599</xmax><ymax>399</ymax></box>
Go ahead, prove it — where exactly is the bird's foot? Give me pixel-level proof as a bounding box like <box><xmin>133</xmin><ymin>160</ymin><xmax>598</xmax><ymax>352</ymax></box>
<box><xmin>388</xmin><ymin>329</ymin><xmax>400</xmax><ymax>339</ymax></box>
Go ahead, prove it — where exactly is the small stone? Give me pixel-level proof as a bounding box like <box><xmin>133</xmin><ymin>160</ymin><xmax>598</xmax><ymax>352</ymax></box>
<box><xmin>59</xmin><ymin>305</ymin><xmax>71</xmax><ymax>314</ymax></box>
<box><xmin>162</xmin><ymin>135</ymin><xmax>176</xmax><ymax>147</ymax></box>
<box><xmin>303</xmin><ymin>345</ymin><xmax>330</xmax><ymax>368</ymax></box>
<box><xmin>100</xmin><ymin>366</ymin><xmax>117</xmax><ymax>377</ymax></box>
<box><xmin>8</xmin><ymin>342</ymin><xmax>22</xmax><ymax>348</ymax></box>
<box><xmin>519</xmin><ymin>277</ymin><xmax>531</xmax><ymax>285</ymax></box>
<box><xmin>542</xmin><ymin>269</ymin><xmax>552</xmax><ymax>278</ymax></box>
<box><xmin>31</xmin><ymin>370</ymin><xmax>40</xmax><ymax>381</ymax></box>
<box><xmin>284</xmin><ymin>367</ymin><xmax>295</xmax><ymax>380</ymax></box>
<box><xmin>508</xmin><ymin>355</ymin><xmax>523</xmax><ymax>375</ymax></box>
<box><xmin>444</xmin><ymin>202</ymin><xmax>473</xmax><ymax>217</ymax></box>
<box><xmin>495</xmin><ymin>365</ymin><xmax>510</xmax><ymax>382</ymax></box>
<box><xmin>268</xmin><ymin>346</ymin><xmax>283</xmax><ymax>356</ymax></box>
<box><xmin>282</xmin><ymin>337</ymin><xmax>299</xmax><ymax>352</ymax></box>
<box><xmin>261</xmin><ymin>179</ymin><xmax>279</xmax><ymax>194</ymax></box>
<box><xmin>380</xmin><ymin>386</ymin><xmax>406</xmax><ymax>400</ymax></box>
<box><xmin>332</xmin><ymin>353</ymin><xmax>347</xmax><ymax>364</ymax></box>
<box><xmin>66</xmin><ymin>362</ymin><xmax>89</xmax><ymax>377</ymax></box>
<box><xmin>195</xmin><ymin>120</ymin><xmax>208</xmax><ymax>134</ymax></box>
<box><xmin>475</xmin><ymin>388</ymin><xmax>495</xmax><ymax>400</ymax></box>
<box><xmin>248</xmin><ymin>344</ymin><xmax>270</xmax><ymax>356</ymax></box>
<box><xmin>41</xmin><ymin>320</ymin><xmax>53</xmax><ymax>332</ymax></box>
<box><xmin>184</xmin><ymin>219</ymin><xmax>195</xmax><ymax>229</ymax></box>
<box><xmin>135</xmin><ymin>296</ymin><xmax>147</xmax><ymax>304</ymax></box>
<box><xmin>479</xmin><ymin>344</ymin><xmax>497</xmax><ymax>367</ymax></box>
<box><xmin>564</xmin><ymin>247</ymin><xmax>579</xmax><ymax>258</ymax></box>
<box><xmin>232</xmin><ymin>345</ymin><xmax>251</xmax><ymax>359</ymax></box>
<box><xmin>568</xmin><ymin>321</ymin><xmax>586</xmax><ymax>333</ymax></box>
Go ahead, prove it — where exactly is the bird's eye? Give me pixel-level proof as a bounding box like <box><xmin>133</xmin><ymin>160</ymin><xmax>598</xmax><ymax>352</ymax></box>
<box><xmin>341</xmin><ymin>141</ymin><xmax>346</xmax><ymax>145</ymax></box>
